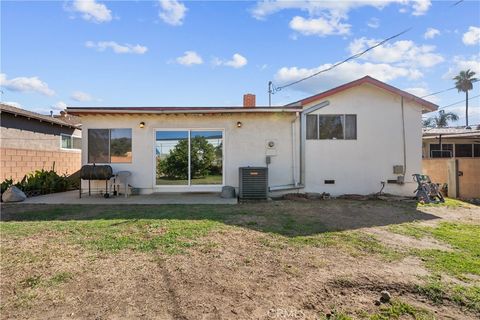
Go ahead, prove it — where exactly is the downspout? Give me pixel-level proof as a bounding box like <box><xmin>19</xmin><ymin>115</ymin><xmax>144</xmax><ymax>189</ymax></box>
<box><xmin>401</xmin><ymin>96</ymin><xmax>407</xmax><ymax>177</ymax></box>
<box><xmin>269</xmin><ymin>101</ymin><xmax>329</xmax><ymax>192</ymax></box>
<box><xmin>300</xmin><ymin>100</ymin><xmax>330</xmax><ymax>186</ymax></box>
<box><xmin>291</xmin><ymin>112</ymin><xmax>299</xmax><ymax>186</ymax></box>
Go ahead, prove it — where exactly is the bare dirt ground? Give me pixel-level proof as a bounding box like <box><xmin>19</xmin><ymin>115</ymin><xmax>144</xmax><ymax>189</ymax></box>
<box><xmin>1</xmin><ymin>200</ymin><xmax>479</xmax><ymax>320</ymax></box>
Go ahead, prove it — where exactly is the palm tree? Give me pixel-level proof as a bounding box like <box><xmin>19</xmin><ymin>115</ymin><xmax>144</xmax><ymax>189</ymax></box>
<box><xmin>453</xmin><ymin>69</ymin><xmax>478</xmax><ymax>127</ymax></box>
<box><xmin>423</xmin><ymin>110</ymin><xmax>459</xmax><ymax>128</ymax></box>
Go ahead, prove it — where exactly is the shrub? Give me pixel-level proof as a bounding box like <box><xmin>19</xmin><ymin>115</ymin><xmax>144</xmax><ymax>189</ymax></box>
<box><xmin>1</xmin><ymin>163</ymin><xmax>76</xmax><ymax>197</ymax></box>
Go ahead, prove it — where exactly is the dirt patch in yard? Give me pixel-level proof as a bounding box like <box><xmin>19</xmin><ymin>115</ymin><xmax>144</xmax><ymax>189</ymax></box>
<box><xmin>1</xmin><ymin>200</ymin><xmax>479</xmax><ymax>319</ymax></box>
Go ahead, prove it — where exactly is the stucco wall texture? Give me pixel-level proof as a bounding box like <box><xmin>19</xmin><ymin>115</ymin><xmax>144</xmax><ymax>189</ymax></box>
<box><xmin>80</xmin><ymin>83</ymin><xmax>425</xmax><ymax>196</ymax></box>
<box><xmin>423</xmin><ymin>158</ymin><xmax>480</xmax><ymax>199</ymax></box>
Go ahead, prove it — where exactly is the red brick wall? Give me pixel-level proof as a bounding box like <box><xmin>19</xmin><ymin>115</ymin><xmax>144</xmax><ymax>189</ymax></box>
<box><xmin>0</xmin><ymin>148</ymin><xmax>81</xmax><ymax>181</ymax></box>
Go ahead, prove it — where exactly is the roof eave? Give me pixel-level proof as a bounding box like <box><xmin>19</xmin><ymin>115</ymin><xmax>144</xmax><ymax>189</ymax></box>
<box><xmin>66</xmin><ymin>107</ymin><xmax>302</xmax><ymax>116</ymax></box>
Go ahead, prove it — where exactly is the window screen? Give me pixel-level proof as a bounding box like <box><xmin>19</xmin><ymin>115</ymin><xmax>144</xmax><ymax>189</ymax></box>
<box><xmin>474</xmin><ymin>144</ymin><xmax>480</xmax><ymax>157</ymax></box>
<box><xmin>306</xmin><ymin>115</ymin><xmax>318</xmax><ymax>140</ymax></box>
<box><xmin>319</xmin><ymin>115</ymin><xmax>344</xmax><ymax>139</ymax></box>
<box><xmin>88</xmin><ymin>129</ymin><xmax>110</xmax><ymax>163</ymax></box>
<box><xmin>345</xmin><ymin>115</ymin><xmax>357</xmax><ymax>140</ymax></box>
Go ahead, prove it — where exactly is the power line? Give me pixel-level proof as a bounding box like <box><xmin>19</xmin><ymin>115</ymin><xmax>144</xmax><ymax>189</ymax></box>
<box><xmin>270</xmin><ymin>28</ymin><xmax>412</xmax><ymax>94</ymax></box>
<box><xmin>421</xmin><ymin>79</ymin><xmax>479</xmax><ymax>99</ymax></box>
<box><xmin>427</xmin><ymin>94</ymin><xmax>480</xmax><ymax>112</ymax></box>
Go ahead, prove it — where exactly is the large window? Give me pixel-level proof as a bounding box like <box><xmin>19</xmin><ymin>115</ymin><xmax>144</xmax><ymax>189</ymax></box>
<box><xmin>429</xmin><ymin>143</ymin><xmax>480</xmax><ymax>158</ymax></box>
<box><xmin>306</xmin><ymin>114</ymin><xmax>357</xmax><ymax>140</ymax></box>
<box><xmin>88</xmin><ymin>129</ymin><xmax>132</xmax><ymax>163</ymax></box>
<box><xmin>156</xmin><ymin>130</ymin><xmax>223</xmax><ymax>186</ymax></box>
<box><xmin>61</xmin><ymin>134</ymin><xmax>81</xmax><ymax>150</ymax></box>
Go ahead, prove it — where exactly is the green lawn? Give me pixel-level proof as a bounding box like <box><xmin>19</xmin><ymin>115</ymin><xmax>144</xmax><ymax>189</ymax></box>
<box><xmin>1</xmin><ymin>199</ymin><xmax>479</xmax><ymax>319</ymax></box>
<box><xmin>156</xmin><ymin>174</ymin><xmax>222</xmax><ymax>185</ymax></box>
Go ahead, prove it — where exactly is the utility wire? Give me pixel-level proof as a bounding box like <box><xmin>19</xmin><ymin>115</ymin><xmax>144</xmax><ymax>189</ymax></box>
<box><xmin>421</xmin><ymin>79</ymin><xmax>479</xmax><ymax>98</ymax></box>
<box><xmin>271</xmin><ymin>28</ymin><xmax>412</xmax><ymax>94</ymax></box>
<box><xmin>424</xmin><ymin>94</ymin><xmax>480</xmax><ymax>113</ymax></box>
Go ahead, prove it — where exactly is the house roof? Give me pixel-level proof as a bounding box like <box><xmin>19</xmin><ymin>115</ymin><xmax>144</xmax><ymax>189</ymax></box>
<box><xmin>0</xmin><ymin>103</ymin><xmax>81</xmax><ymax>129</ymax></box>
<box><xmin>286</xmin><ymin>76</ymin><xmax>439</xmax><ymax>113</ymax></box>
<box><xmin>422</xmin><ymin>126</ymin><xmax>480</xmax><ymax>139</ymax></box>
<box><xmin>66</xmin><ymin>106</ymin><xmax>303</xmax><ymax>116</ymax></box>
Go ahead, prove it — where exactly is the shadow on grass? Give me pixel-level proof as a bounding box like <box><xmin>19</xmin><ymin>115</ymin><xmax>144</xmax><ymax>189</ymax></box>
<box><xmin>0</xmin><ymin>200</ymin><xmax>440</xmax><ymax>237</ymax></box>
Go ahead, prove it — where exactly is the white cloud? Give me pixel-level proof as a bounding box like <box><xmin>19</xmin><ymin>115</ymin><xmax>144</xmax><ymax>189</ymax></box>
<box><xmin>424</xmin><ymin>27</ymin><xmax>440</xmax><ymax>39</ymax></box>
<box><xmin>85</xmin><ymin>41</ymin><xmax>148</xmax><ymax>54</ymax></box>
<box><xmin>71</xmin><ymin>0</ymin><xmax>112</xmax><ymax>23</ymax></box>
<box><xmin>71</xmin><ymin>91</ymin><xmax>93</xmax><ymax>102</ymax></box>
<box><xmin>462</xmin><ymin>26</ymin><xmax>480</xmax><ymax>46</ymax></box>
<box><xmin>53</xmin><ymin>101</ymin><xmax>68</xmax><ymax>111</ymax></box>
<box><xmin>158</xmin><ymin>0</ymin><xmax>187</xmax><ymax>26</ymax></box>
<box><xmin>274</xmin><ymin>61</ymin><xmax>422</xmax><ymax>94</ymax></box>
<box><xmin>175</xmin><ymin>51</ymin><xmax>203</xmax><ymax>66</ymax></box>
<box><xmin>289</xmin><ymin>16</ymin><xmax>350</xmax><ymax>36</ymax></box>
<box><xmin>348</xmin><ymin>37</ymin><xmax>444</xmax><ymax>68</ymax></box>
<box><xmin>443</xmin><ymin>55</ymin><xmax>480</xmax><ymax>79</ymax></box>
<box><xmin>251</xmin><ymin>1</ymin><xmax>432</xmax><ymax>37</ymax></box>
<box><xmin>0</xmin><ymin>73</ymin><xmax>55</xmax><ymax>96</ymax></box>
<box><xmin>411</xmin><ymin>0</ymin><xmax>431</xmax><ymax>16</ymax></box>
<box><xmin>367</xmin><ymin>17</ymin><xmax>380</xmax><ymax>29</ymax></box>
<box><xmin>213</xmin><ymin>53</ymin><xmax>248</xmax><ymax>69</ymax></box>
<box><xmin>404</xmin><ymin>87</ymin><xmax>439</xmax><ymax>104</ymax></box>
<box><xmin>2</xmin><ymin>101</ymin><xmax>23</xmax><ymax>109</ymax></box>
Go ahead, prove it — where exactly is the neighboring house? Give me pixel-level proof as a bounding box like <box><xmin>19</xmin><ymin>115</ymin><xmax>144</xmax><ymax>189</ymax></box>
<box><xmin>422</xmin><ymin>127</ymin><xmax>480</xmax><ymax>159</ymax></box>
<box><xmin>422</xmin><ymin>127</ymin><xmax>480</xmax><ymax>199</ymax></box>
<box><xmin>0</xmin><ymin>104</ymin><xmax>82</xmax><ymax>181</ymax></box>
<box><xmin>66</xmin><ymin>76</ymin><xmax>437</xmax><ymax>196</ymax></box>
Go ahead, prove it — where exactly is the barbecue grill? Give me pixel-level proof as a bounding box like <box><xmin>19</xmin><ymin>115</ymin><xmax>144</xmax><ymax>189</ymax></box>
<box><xmin>79</xmin><ymin>164</ymin><xmax>114</xmax><ymax>198</ymax></box>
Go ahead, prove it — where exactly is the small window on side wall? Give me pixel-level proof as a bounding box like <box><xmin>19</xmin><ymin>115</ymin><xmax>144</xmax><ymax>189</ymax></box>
<box><xmin>305</xmin><ymin>114</ymin><xmax>357</xmax><ymax>140</ymax></box>
<box><xmin>61</xmin><ymin>134</ymin><xmax>81</xmax><ymax>150</ymax></box>
<box><xmin>88</xmin><ymin>129</ymin><xmax>132</xmax><ymax>163</ymax></box>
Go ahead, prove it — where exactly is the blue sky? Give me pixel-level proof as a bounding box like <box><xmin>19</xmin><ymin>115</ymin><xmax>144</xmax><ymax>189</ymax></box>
<box><xmin>1</xmin><ymin>0</ymin><xmax>479</xmax><ymax>125</ymax></box>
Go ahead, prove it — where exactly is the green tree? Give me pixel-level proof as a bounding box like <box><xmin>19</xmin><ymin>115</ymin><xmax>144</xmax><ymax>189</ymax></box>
<box><xmin>158</xmin><ymin>136</ymin><xmax>215</xmax><ymax>179</ymax></box>
<box><xmin>423</xmin><ymin>110</ymin><xmax>459</xmax><ymax>128</ymax></box>
<box><xmin>453</xmin><ymin>69</ymin><xmax>478</xmax><ymax>127</ymax></box>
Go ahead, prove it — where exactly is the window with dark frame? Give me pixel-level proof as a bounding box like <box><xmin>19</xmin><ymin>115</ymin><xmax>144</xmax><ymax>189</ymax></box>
<box><xmin>455</xmin><ymin>144</ymin><xmax>473</xmax><ymax>158</ymax></box>
<box><xmin>429</xmin><ymin>144</ymin><xmax>453</xmax><ymax>158</ymax></box>
<box><xmin>305</xmin><ymin>114</ymin><xmax>357</xmax><ymax>140</ymax></box>
<box><xmin>475</xmin><ymin>144</ymin><xmax>480</xmax><ymax>157</ymax></box>
<box><xmin>88</xmin><ymin>128</ymin><xmax>132</xmax><ymax>163</ymax></box>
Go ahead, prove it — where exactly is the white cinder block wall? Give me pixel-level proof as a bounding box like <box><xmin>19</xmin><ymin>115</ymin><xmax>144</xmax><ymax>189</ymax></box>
<box><xmin>303</xmin><ymin>84</ymin><xmax>422</xmax><ymax>196</ymax></box>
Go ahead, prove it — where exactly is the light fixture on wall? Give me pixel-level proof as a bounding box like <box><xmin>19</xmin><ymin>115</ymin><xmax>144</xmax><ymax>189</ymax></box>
<box><xmin>236</xmin><ymin>121</ymin><xmax>242</xmax><ymax>128</ymax></box>
<box><xmin>139</xmin><ymin>122</ymin><xmax>145</xmax><ymax>128</ymax></box>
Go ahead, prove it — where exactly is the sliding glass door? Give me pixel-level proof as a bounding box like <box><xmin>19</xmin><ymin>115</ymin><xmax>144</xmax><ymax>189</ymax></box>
<box><xmin>155</xmin><ymin>129</ymin><xmax>223</xmax><ymax>187</ymax></box>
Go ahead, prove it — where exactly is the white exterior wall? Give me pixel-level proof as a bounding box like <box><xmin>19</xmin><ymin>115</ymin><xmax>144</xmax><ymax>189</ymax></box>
<box><xmin>302</xmin><ymin>83</ymin><xmax>423</xmax><ymax>196</ymax></box>
<box><xmin>80</xmin><ymin>113</ymin><xmax>299</xmax><ymax>194</ymax></box>
<box><xmin>79</xmin><ymin>83</ymin><xmax>425</xmax><ymax>196</ymax></box>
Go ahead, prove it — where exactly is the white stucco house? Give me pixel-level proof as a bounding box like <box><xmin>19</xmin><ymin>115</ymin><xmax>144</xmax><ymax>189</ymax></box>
<box><xmin>66</xmin><ymin>76</ymin><xmax>438</xmax><ymax>197</ymax></box>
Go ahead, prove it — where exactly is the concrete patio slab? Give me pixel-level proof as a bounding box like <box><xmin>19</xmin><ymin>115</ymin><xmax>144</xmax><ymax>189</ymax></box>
<box><xmin>21</xmin><ymin>190</ymin><xmax>237</xmax><ymax>205</ymax></box>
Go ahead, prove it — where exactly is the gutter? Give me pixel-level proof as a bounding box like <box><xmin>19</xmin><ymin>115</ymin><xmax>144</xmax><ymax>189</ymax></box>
<box><xmin>66</xmin><ymin>108</ymin><xmax>302</xmax><ymax>115</ymax></box>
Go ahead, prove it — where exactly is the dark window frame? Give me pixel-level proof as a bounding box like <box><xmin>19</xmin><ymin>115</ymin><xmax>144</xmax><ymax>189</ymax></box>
<box><xmin>88</xmin><ymin>128</ymin><xmax>132</xmax><ymax>164</ymax></box>
<box><xmin>306</xmin><ymin>114</ymin><xmax>357</xmax><ymax>140</ymax></box>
